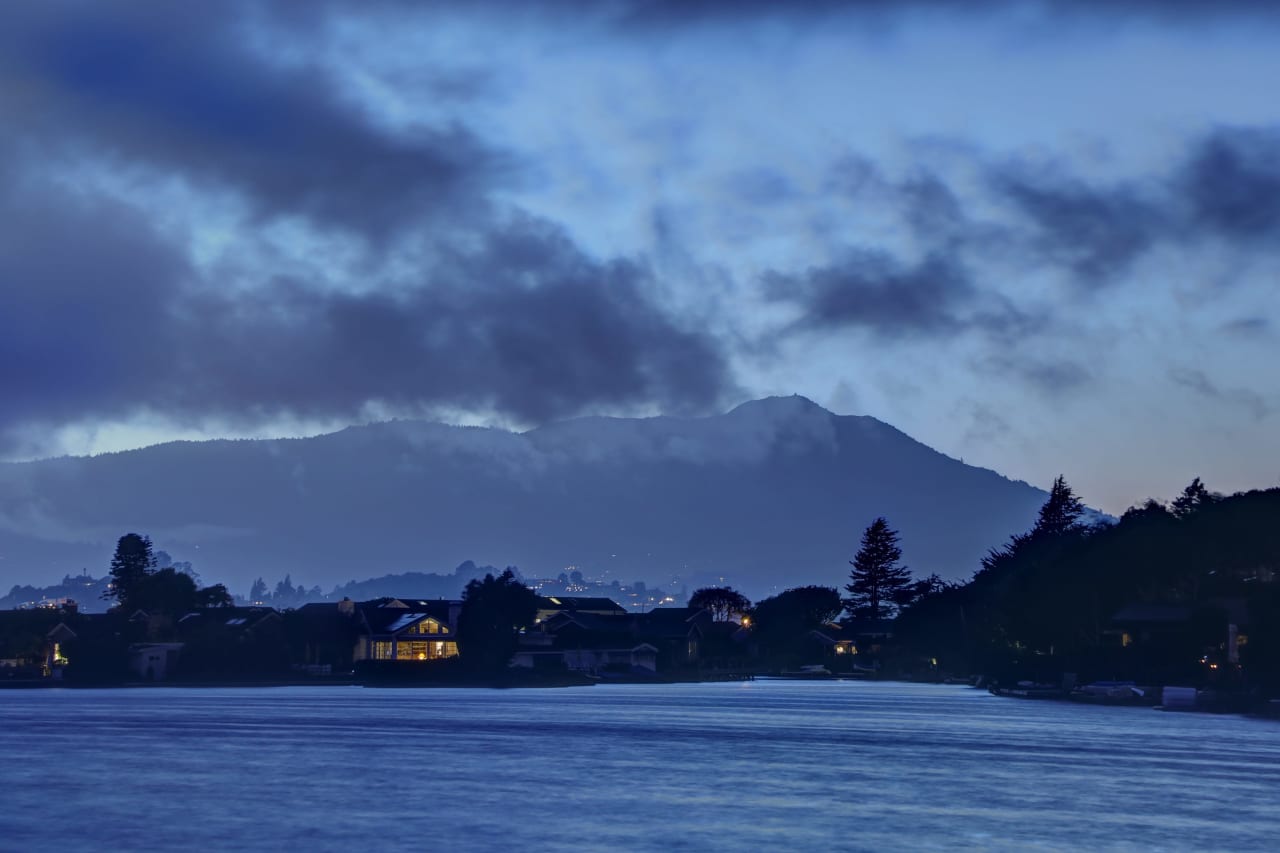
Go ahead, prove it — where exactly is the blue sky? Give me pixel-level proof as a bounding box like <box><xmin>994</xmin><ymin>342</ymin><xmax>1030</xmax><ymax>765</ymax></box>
<box><xmin>2</xmin><ymin>0</ymin><xmax>1277</xmax><ymax>514</ymax></box>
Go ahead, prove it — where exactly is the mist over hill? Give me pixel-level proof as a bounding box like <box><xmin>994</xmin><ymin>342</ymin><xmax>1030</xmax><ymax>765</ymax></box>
<box><xmin>0</xmin><ymin>396</ymin><xmax>1056</xmax><ymax>599</ymax></box>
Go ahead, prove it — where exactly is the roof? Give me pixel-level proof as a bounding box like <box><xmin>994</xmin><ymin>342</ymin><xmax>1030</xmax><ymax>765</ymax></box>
<box><xmin>536</xmin><ymin>596</ymin><xmax>627</xmax><ymax>616</ymax></box>
<box><xmin>634</xmin><ymin>608</ymin><xmax>708</xmax><ymax>640</ymax></box>
<box><xmin>176</xmin><ymin>606</ymin><xmax>279</xmax><ymax>635</ymax></box>
<box><xmin>358</xmin><ymin>599</ymin><xmax>456</xmax><ymax>634</ymax></box>
<box><xmin>809</xmin><ymin>623</ymin><xmax>858</xmax><ymax>644</ymax></box>
<box><xmin>543</xmin><ymin>611</ymin><xmax>632</xmax><ymax>633</ymax></box>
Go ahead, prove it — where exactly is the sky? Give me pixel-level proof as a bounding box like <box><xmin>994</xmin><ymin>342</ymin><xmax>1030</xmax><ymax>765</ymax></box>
<box><xmin>1</xmin><ymin>0</ymin><xmax>1277</xmax><ymax>515</ymax></box>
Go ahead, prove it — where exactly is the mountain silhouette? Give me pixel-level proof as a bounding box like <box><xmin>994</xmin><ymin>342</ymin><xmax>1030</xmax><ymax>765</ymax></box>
<box><xmin>0</xmin><ymin>396</ymin><xmax>1056</xmax><ymax>598</ymax></box>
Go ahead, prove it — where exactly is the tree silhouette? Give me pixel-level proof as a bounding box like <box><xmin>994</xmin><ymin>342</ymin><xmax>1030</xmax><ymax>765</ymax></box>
<box><xmin>1031</xmin><ymin>475</ymin><xmax>1086</xmax><ymax>537</ymax></box>
<box><xmin>751</xmin><ymin>586</ymin><xmax>842</xmax><ymax>659</ymax></box>
<box><xmin>1171</xmin><ymin>477</ymin><xmax>1221</xmax><ymax>519</ymax></box>
<box><xmin>457</xmin><ymin>569</ymin><xmax>539</xmax><ymax>672</ymax></box>
<box><xmin>104</xmin><ymin>533</ymin><xmax>157</xmax><ymax>607</ymax></box>
<box><xmin>688</xmin><ymin>586</ymin><xmax>751</xmax><ymax>622</ymax></box>
<box><xmin>843</xmin><ymin>518</ymin><xmax>913</xmax><ymax>623</ymax></box>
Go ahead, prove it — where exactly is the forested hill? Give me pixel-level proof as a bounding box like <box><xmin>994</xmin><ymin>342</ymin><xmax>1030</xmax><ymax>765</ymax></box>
<box><xmin>0</xmin><ymin>396</ymin><xmax>1054</xmax><ymax>598</ymax></box>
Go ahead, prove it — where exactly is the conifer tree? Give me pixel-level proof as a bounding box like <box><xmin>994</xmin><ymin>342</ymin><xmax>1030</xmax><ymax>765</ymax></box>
<box><xmin>103</xmin><ymin>533</ymin><xmax>157</xmax><ymax>607</ymax></box>
<box><xmin>843</xmin><ymin>517</ymin><xmax>913</xmax><ymax>622</ymax></box>
<box><xmin>1171</xmin><ymin>477</ymin><xmax>1220</xmax><ymax>519</ymax></box>
<box><xmin>1031</xmin><ymin>475</ymin><xmax>1086</xmax><ymax>537</ymax></box>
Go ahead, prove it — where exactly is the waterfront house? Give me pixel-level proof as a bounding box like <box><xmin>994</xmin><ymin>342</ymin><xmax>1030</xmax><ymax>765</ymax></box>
<box><xmin>290</xmin><ymin>599</ymin><xmax>361</xmax><ymax>672</ymax></box>
<box><xmin>0</xmin><ymin>607</ymin><xmax>76</xmax><ymax>678</ymax></box>
<box><xmin>633</xmin><ymin>607</ymin><xmax>712</xmax><ymax>668</ymax></box>
<box><xmin>807</xmin><ymin>623</ymin><xmax>858</xmax><ymax>657</ymax></box>
<box><xmin>128</xmin><ymin>642</ymin><xmax>185</xmax><ymax>681</ymax></box>
<box><xmin>354</xmin><ymin>598</ymin><xmax>461</xmax><ymax>662</ymax></box>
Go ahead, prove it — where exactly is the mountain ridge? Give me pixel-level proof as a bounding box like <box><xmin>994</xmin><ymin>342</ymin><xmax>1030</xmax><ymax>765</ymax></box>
<box><xmin>0</xmin><ymin>396</ymin><xmax>1052</xmax><ymax>598</ymax></box>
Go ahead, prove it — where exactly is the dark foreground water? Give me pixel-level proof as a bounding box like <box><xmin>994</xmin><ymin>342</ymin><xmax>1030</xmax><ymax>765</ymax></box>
<box><xmin>2</xmin><ymin>681</ymin><xmax>1277</xmax><ymax>852</ymax></box>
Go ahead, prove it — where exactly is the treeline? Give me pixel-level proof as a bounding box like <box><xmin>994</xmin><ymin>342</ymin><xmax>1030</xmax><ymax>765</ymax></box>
<box><xmin>892</xmin><ymin>478</ymin><xmax>1280</xmax><ymax>687</ymax></box>
<box><xmin>684</xmin><ymin>477</ymin><xmax>1280</xmax><ymax>692</ymax></box>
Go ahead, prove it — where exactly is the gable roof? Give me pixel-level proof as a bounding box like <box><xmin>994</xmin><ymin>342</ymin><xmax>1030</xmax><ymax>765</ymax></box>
<box><xmin>358</xmin><ymin>599</ymin><xmax>456</xmax><ymax>634</ymax></box>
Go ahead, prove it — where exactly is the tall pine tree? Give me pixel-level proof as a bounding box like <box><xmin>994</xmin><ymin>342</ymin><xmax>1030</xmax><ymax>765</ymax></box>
<box><xmin>843</xmin><ymin>518</ymin><xmax>913</xmax><ymax>623</ymax></box>
<box><xmin>103</xmin><ymin>533</ymin><xmax>157</xmax><ymax>607</ymax></box>
<box><xmin>1031</xmin><ymin>475</ymin><xmax>1086</xmax><ymax>537</ymax></box>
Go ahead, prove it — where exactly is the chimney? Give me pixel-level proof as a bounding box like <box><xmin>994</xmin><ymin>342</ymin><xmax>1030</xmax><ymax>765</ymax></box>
<box><xmin>337</xmin><ymin>597</ymin><xmax>355</xmax><ymax>616</ymax></box>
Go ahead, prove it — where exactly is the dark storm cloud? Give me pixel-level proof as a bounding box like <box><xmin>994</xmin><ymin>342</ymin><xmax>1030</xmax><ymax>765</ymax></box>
<box><xmin>0</xmin><ymin>0</ymin><xmax>736</xmax><ymax>450</ymax></box>
<box><xmin>817</xmin><ymin>127</ymin><xmax>1280</xmax><ymax>304</ymax></box>
<box><xmin>0</xmin><ymin>2</ymin><xmax>497</xmax><ymax>238</ymax></box>
<box><xmin>989</xmin><ymin>170</ymin><xmax>1166</xmax><ymax>285</ymax></box>
<box><xmin>982</xmin><ymin>127</ymin><xmax>1280</xmax><ymax>286</ymax></box>
<box><xmin>0</xmin><ymin>189</ymin><xmax>734</xmax><ymax>451</ymax></box>
<box><xmin>765</xmin><ymin>251</ymin><xmax>1038</xmax><ymax>342</ymax></box>
<box><xmin>766</xmin><ymin>252</ymin><xmax>969</xmax><ymax>337</ymax></box>
<box><xmin>0</xmin><ymin>187</ymin><xmax>186</xmax><ymax>434</ymax></box>
<box><xmin>1181</xmin><ymin>127</ymin><xmax>1280</xmax><ymax>242</ymax></box>
<box><xmin>179</xmin><ymin>216</ymin><xmax>734</xmax><ymax>424</ymax></box>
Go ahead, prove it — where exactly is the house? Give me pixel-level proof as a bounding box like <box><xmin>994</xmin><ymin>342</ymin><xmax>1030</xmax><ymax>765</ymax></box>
<box><xmin>1105</xmin><ymin>603</ymin><xmax>1196</xmax><ymax>650</ymax></box>
<box><xmin>173</xmin><ymin>606</ymin><xmax>286</xmax><ymax>678</ymax></box>
<box><xmin>534</xmin><ymin>596</ymin><xmax>628</xmax><ymax>624</ymax></box>
<box><xmin>0</xmin><ymin>608</ymin><xmax>73</xmax><ymax>678</ymax></box>
<box><xmin>633</xmin><ymin>607</ymin><xmax>712</xmax><ymax>668</ymax></box>
<box><xmin>176</xmin><ymin>606</ymin><xmax>282</xmax><ymax>638</ymax></box>
<box><xmin>1107</xmin><ymin>599</ymin><xmax>1249</xmax><ymax>675</ymax></box>
<box><xmin>513</xmin><ymin>610</ymin><xmax>659</xmax><ymax>674</ymax></box>
<box><xmin>517</xmin><ymin>606</ymin><xmax>713</xmax><ymax>674</ymax></box>
<box><xmin>354</xmin><ymin>598</ymin><xmax>460</xmax><ymax>662</ymax></box>
<box><xmin>289</xmin><ymin>599</ymin><xmax>361</xmax><ymax>672</ymax></box>
<box><xmin>128</xmin><ymin>643</ymin><xmax>185</xmax><ymax>681</ymax></box>
<box><xmin>807</xmin><ymin>623</ymin><xmax>858</xmax><ymax>657</ymax></box>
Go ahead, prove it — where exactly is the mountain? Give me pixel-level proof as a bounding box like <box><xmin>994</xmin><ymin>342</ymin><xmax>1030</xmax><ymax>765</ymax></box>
<box><xmin>0</xmin><ymin>396</ymin><xmax>1055</xmax><ymax>599</ymax></box>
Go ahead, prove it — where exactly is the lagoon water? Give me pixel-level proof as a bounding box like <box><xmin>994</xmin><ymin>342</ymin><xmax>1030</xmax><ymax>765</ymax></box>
<box><xmin>2</xmin><ymin>681</ymin><xmax>1278</xmax><ymax>852</ymax></box>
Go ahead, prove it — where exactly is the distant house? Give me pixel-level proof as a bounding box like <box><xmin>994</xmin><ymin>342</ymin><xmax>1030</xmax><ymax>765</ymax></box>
<box><xmin>514</xmin><ymin>610</ymin><xmax>659</xmax><ymax>674</ymax></box>
<box><xmin>172</xmin><ymin>606</ymin><xmax>286</xmax><ymax>678</ymax></box>
<box><xmin>177</xmin><ymin>606</ymin><xmax>282</xmax><ymax>638</ymax></box>
<box><xmin>291</xmin><ymin>599</ymin><xmax>361</xmax><ymax>672</ymax></box>
<box><xmin>128</xmin><ymin>643</ymin><xmax>185</xmax><ymax>681</ymax></box>
<box><xmin>633</xmin><ymin>607</ymin><xmax>711</xmax><ymax>667</ymax></box>
<box><xmin>807</xmin><ymin>623</ymin><xmax>857</xmax><ymax>658</ymax></box>
<box><xmin>515</xmin><ymin>605</ymin><xmax>711</xmax><ymax>674</ymax></box>
<box><xmin>534</xmin><ymin>596</ymin><xmax>628</xmax><ymax>624</ymax></box>
<box><xmin>1106</xmin><ymin>603</ymin><xmax>1196</xmax><ymax>649</ymax></box>
<box><xmin>0</xmin><ymin>608</ymin><xmax>73</xmax><ymax>677</ymax></box>
<box><xmin>354</xmin><ymin>598</ymin><xmax>460</xmax><ymax>662</ymax></box>
<box><xmin>1107</xmin><ymin>599</ymin><xmax>1248</xmax><ymax>669</ymax></box>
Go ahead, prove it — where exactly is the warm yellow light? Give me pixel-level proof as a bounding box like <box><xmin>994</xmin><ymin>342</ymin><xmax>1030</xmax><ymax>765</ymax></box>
<box><xmin>418</xmin><ymin>653</ymin><xmax>426</xmax><ymax>660</ymax></box>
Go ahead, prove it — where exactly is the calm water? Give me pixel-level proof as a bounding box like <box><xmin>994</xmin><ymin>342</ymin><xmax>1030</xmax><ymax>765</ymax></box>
<box><xmin>2</xmin><ymin>681</ymin><xmax>1277</xmax><ymax>852</ymax></box>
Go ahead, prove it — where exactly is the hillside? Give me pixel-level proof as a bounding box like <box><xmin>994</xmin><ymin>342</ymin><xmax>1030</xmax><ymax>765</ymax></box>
<box><xmin>0</xmin><ymin>396</ymin><xmax>1052</xmax><ymax>598</ymax></box>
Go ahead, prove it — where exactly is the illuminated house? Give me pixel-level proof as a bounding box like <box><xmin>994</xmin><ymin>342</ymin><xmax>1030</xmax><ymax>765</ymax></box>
<box><xmin>807</xmin><ymin>623</ymin><xmax>858</xmax><ymax>657</ymax></box>
<box><xmin>355</xmin><ymin>598</ymin><xmax>460</xmax><ymax>662</ymax></box>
